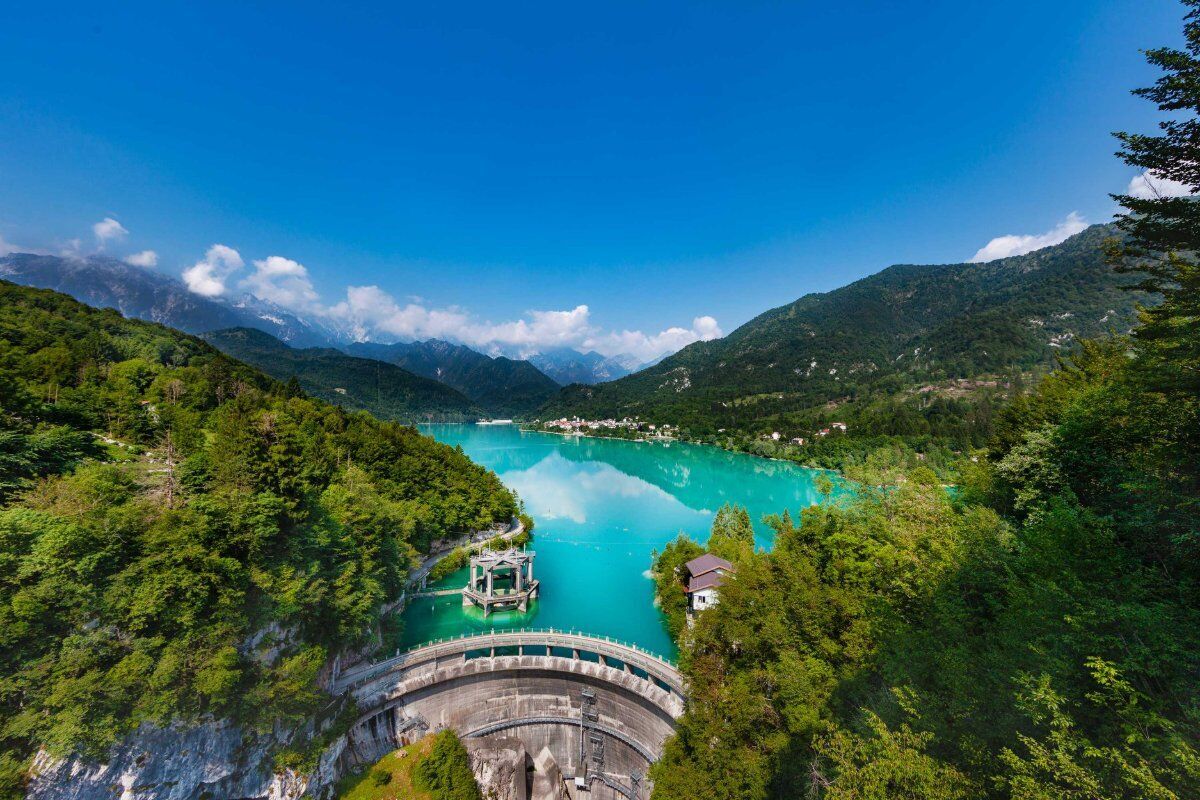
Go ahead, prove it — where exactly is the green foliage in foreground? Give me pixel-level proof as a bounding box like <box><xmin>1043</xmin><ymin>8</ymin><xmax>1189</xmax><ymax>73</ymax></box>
<box><xmin>653</xmin><ymin>335</ymin><xmax>1200</xmax><ymax>798</ymax></box>
<box><xmin>412</xmin><ymin>730</ymin><xmax>482</xmax><ymax>800</ymax></box>
<box><xmin>0</xmin><ymin>282</ymin><xmax>516</xmax><ymax>792</ymax></box>
<box><xmin>651</xmin><ymin>535</ymin><xmax>704</xmax><ymax>640</ymax></box>
<box><xmin>652</xmin><ymin>504</ymin><xmax>754</xmax><ymax>640</ymax></box>
<box><xmin>650</xmin><ymin>8</ymin><xmax>1200</xmax><ymax>778</ymax></box>
<box><xmin>651</xmin><ymin>344</ymin><xmax>1200</xmax><ymax>798</ymax></box>
<box><xmin>336</xmin><ymin>731</ymin><xmax>480</xmax><ymax>800</ymax></box>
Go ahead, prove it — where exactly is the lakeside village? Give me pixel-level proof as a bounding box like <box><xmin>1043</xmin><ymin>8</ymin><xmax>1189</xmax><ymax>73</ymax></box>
<box><xmin>536</xmin><ymin>416</ymin><xmax>678</xmax><ymax>439</ymax></box>
<box><xmin>532</xmin><ymin>415</ymin><xmax>850</xmax><ymax>446</ymax></box>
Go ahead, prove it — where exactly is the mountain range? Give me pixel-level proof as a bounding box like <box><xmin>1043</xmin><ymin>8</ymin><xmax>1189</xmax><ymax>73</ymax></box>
<box><xmin>346</xmin><ymin>339</ymin><xmax>560</xmax><ymax>417</ymax></box>
<box><xmin>527</xmin><ymin>348</ymin><xmax>641</xmax><ymax>385</ymax></box>
<box><xmin>544</xmin><ymin>224</ymin><xmax>1152</xmax><ymax>432</ymax></box>
<box><xmin>0</xmin><ymin>253</ymin><xmax>341</xmax><ymax>347</ymax></box>
<box><xmin>0</xmin><ymin>253</ymin><xmax>642</xmax><ymax>395</ymax></box>
<box><xmin>201</xmin><ymin>327</ymin><xmax>479</xmax><ymax>421</ymax></box>
<box><xmin>0</xmin><ymin>225</ymin><xmax>1150</xmax><ymax>433</ymax></box>
<box><xmin>0</xmin><ymin>253</ymin><xmax>599</xmax><ymax>417</ymax></box>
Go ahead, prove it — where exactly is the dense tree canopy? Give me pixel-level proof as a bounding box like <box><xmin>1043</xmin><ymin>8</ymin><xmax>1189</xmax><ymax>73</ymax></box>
<box><xmin>544</xmin><ymin>223</ymin><xmax>1150</xmax><ymax>454</ymax></box>
<box><xmin>0</xmin><ymin>282</ymin><xmax>516</xmax><ymax>795</ymax></box>
<box><xmin>1110</xmin><ymin>0</ymin><xmax>1200</xmax><ymax>395</ymax></box>
<box><xmin>650</xmin><ymin>11</ymin><xmax>1200</xmax><ymax>797</ymax></box>
<box><xmin>651</xmin><ymin>334</ymin><xmax>1200</xmax><ymax>798</ymax></box>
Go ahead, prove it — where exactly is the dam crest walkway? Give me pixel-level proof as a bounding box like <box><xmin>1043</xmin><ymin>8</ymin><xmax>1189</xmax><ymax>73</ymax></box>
<box><xmin>334</xmin><ymin>628</ymin><xmax>686</xmax><ymax>700</ymax></box>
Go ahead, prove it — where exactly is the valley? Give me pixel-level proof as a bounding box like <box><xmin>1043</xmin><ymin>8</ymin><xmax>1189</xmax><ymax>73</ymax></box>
<box><xmin>2</xmin><ymin>4</ymin><xmax>1199</xmax><ymax>799</ymax></box>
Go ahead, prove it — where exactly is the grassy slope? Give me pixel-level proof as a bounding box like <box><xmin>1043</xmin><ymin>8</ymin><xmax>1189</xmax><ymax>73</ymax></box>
<box><xmin>335</xmin><ymin>737</ymin><xmax>438</xmax><ymax>800</ymax></box>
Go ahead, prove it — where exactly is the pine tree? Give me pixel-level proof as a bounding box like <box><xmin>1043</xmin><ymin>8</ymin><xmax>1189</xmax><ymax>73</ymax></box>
<box><xmin>1111</xmin><ymin>0</ymin><xmax>1200</xmax><ymax>391</ymax></box>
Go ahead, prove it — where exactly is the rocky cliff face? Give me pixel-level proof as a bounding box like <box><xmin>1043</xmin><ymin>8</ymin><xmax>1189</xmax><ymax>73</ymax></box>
<box><xmin>21</xmin><ymin>618</ymin><xmax>379</xmax><ymax>800</ymax></box>
<box><xmin>28</xmin><ymin>719</ymin><xmax>296</xmax><ymax>800</ymax></box>
<box><xmin>466</xmin><ymin>737</ymin><xmax>527</xmax><ymax>800</ymax></box>
<box><xmin>25</xmin><ymin>717</ymin><xmax>357</xmax><ymax>800</ymax></box>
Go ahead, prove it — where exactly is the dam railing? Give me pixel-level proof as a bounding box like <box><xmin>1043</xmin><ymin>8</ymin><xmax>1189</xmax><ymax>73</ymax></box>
<box><xmin>334</xmin><ymin>628</ymin><xmax>682</xmax><ymax>695</ymax></box>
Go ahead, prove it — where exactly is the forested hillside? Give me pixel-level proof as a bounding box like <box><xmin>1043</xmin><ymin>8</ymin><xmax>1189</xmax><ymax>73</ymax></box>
<box><xmin>652</xmin><ymin>330</ymin><xmax>1200</xmax><ymax>797</ymax></box>
<box><xmin>649</xmin><ymin>10</ymin><xmax>1200</xmax><ymax>797</ymax></box>
<box><xmin>0</xmin><ymin>282</ymin><xmax>516</xmax><ymax>793</ymax></box>
<box><xmin>346</xmin><ymin>339</ymin><xmax>559</xmax><ymax>417</ymax></box>
<box><xmin>204</xmin><ymin>328</ymin><xmax>480</xmax><ymax>422</ymax></box>
<box><xmin>546</xmin><ymin>224</ymin><xmax>1151</xmax><ymax>447</ymax></box>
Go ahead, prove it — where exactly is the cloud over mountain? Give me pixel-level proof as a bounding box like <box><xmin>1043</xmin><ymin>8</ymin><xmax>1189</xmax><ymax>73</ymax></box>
<box><xmin>182</xmin><ymin>244</ymin><xmax>244</xmax><ymax>297</ymax></box>
<box><xmin>241</xmin><ymin>256</ymin><xmax>321</xmax><ymax>313</ymax></box>
<box><xmin>1126</xmin><ymin>170</ymin><xmax>1193</xmax><ymax>200</ymax></box>
<box><xmin>176</xmin><ymin>242</ymin><xmax>720</xmax><ymax>361</ymax></box>
<box><xmin>124</xmin><ymin>250</ymin><xmax>158</xmax><ymax>268</ymax></box>
<box><xmin>971</xmin><ymin>212</ymin><xmax>1088</xmax><ymax>263</ymax></box>
<box><xmin>92</xmin><ymin>217</ymin><xmax>128</xmax><ymax>246</ymax></box>
<box><xmin>326</xmin><ymin>286</ymin><xmax>719</xmax><ymax>361</ymax></box>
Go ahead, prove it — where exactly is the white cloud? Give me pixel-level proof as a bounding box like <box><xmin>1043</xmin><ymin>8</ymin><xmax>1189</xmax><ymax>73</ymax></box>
<box><xmin>168</xmin><ymin>238</ymin><xmax>717</xmax><ymax>361</ymax></box>
<box><xmin>1126</xmin><ymin>170</ymin><xmax>1193</xmax><ymax>200</ymax></box>
<box><xmin>328</xmin><ymin>285</ymin><xmax>473</xmax><ymax>342</ymax></box>
<box><xmin>0</xmin><ymin>235</ymin><xmax>19</xmax><ymax>257</ymax></box>
<box><xmin>182</xmin><ymin>244</ymin><xmax>244</xmax><ymax>297</ymax></box>
<box><xmin>970</xmin><ymin>212</ymin><xmax>1088</xmax><ymax>263</ymax></box>
<box><xmin>327</xmin><ymin>283</ymin><xmax>719</xmax><ymax>361</ymax></box>
<box><xmin>241</xmin><ymin>255</ymin><xmax>321</xmax><ymax>311</ymax></box>
<box><xmin>60</xmin><ymin>238</ymin><xmax>84</xmax><ymax>260</ymax></box>
<box><xmin>125</xmin><ymin>250</ymin><xmax>158</xmax><ymax>268</ymax></box>
<box><xmin>584</xmin><ymin>315</ymin><xmax>723</xmax><ymax>363</ymax></box>
<box><xmin>470</xmin><ymin>305</ymin><xmax>594</xmax><ymax>353</ymax></box>
<box><xmin>92</xmin><ymin>217</ymin><xmax>128</xmax><ymax>247</ymax></box>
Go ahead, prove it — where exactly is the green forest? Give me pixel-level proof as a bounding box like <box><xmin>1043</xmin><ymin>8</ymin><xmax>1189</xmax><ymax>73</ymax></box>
<box><xmin>202</xmin><ymin>327</ymin><xmax>482</xmax><ymax>423</ymax></box>
<box><xmin>0</xmin><ymin>283</ymin><xmax>516</xmax><ymax>795</ymax></box>
<box><xmin>543</xmin><ymin>221</ymin><xmax>1148</xmax><ymax>457</ymax></box>
<box><xmin>646</xmin><ymin>9</ymin><xmax>1200</xmax><ymax>798</ymax></box>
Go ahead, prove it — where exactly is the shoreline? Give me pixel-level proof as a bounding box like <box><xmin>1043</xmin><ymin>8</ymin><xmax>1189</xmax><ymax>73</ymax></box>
<box><xmin>420</xmin><ymin>420</ymin><xmax>854</xmax><ymax>493</ymax></box>
<box><xmin>519</xmin><ymin>424</ymin><xmax>846</xmax><ymax>476</ymax></box>
<box><xmin>421</xmin><ymin>420</ymin><xmax>849</xmax><ymax>478</ymax></box>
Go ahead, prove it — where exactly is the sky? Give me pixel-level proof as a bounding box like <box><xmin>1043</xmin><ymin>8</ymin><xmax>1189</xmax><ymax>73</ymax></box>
<box><xmin>0</xmin><ymin>1</ymin><xmax>1190</xmax><ymax>361</ymax></box>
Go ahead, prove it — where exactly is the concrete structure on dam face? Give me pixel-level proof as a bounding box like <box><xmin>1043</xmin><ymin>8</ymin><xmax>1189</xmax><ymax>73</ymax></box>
<box><xmin>336</xmin><ymin>631</ymin><xmax>685</xmax><ymax>799</ymax></box>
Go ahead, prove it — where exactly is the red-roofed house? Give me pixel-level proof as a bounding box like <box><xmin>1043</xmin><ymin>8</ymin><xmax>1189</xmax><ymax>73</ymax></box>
<box><xmin>684</xmin><ymin>553</ymin><xmax>735</xmax><ymax>612</ymax></box>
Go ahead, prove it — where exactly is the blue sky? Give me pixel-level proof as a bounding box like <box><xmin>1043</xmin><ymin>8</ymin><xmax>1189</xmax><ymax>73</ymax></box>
<box><xmin>0</xmin><ymin>1</ymin><xmax>1186</xmax><ymax>360</ymax></box>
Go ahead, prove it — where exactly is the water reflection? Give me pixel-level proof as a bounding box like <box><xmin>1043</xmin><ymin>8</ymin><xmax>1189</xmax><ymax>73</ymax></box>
<box><xmin>501</xmin><ymin>451</ymin><xmax>709</xmax><ymax>526</ymax></box>
<box><xmin>402</xmin><ymin>425</ymin><xmax>845</xmax><ymax>655</ymax></box>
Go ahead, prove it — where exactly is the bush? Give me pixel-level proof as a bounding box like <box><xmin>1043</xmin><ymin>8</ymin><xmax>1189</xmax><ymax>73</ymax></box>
<box><xmin>412</xmin><ymin>730</ymin><xmax>481</xmax><ymax>800</ymax></box>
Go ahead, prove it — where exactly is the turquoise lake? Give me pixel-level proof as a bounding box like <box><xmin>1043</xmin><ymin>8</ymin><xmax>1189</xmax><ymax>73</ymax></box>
<box><xmin>401</xmin><ymin>425</ymin><xmax>839</xmax><ymax>658</ymax></box>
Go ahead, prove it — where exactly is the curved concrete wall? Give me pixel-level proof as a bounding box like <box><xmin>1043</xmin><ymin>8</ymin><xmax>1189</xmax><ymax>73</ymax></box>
<box><xmin>337</xmin><ymin>630</ymin><xmax>684</xmax><ymax>697</ymax></box>
<box><xmin>346</xmin><ymin>652</ymin><xmax>682</xmax><ymax>797</ymax></box>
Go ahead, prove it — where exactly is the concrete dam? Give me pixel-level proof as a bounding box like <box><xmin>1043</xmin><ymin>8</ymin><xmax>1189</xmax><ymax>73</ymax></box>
<box><xmin>335</xmin><ymin>630</ymin><xmax>686</xmax><ymax>799</ymax></box>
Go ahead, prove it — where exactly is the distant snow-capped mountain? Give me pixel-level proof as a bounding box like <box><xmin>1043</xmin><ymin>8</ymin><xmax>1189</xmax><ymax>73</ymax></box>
<box><xmin>346</xmin><ymin>339</ymin><xmax>560</xmax><ymax>416</ymax></box>
<box><xmin>0</xmin><ymin>253</ymin><xmax>340</xmax><ymax>347</ymax></box>
<box><xmin>527</xmin><ymin>348</ymin><xmax>644</xmax><ymax>385</ymax></box>
<box><xmin>0</xmin><ymin>253</ymin><xmax>658</xmax><ymax>389</ymax></box>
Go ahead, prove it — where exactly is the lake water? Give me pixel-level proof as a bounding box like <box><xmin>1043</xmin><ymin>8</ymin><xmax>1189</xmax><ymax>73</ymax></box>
<box><xmin>401</xmin><ymin>425</ymin><xmax>839</xmax><ymax>657</ymax></box>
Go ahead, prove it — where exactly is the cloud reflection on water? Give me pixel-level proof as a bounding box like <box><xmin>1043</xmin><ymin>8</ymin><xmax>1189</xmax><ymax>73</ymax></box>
<box><xmin>500</xmin><ymin>451</ymin><xmax>709</xmax><ymax>525</ymax></box>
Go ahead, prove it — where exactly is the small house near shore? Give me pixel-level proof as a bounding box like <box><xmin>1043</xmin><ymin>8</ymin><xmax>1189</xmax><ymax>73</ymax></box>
<box><xmin>684</xmin><ymin>553</ymin><xmax>735</xmax><ymax>612</ymax></box>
